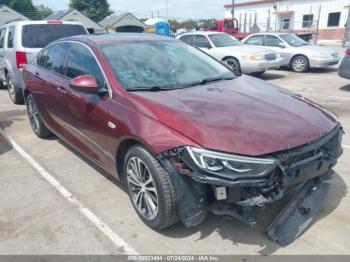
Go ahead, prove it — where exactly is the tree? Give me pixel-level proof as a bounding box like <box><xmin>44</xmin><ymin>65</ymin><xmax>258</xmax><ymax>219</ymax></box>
<box><xmin>69</xmin><ymin>0</ymin><xmax>112</xmax><ymax>22</ymax></box>
<box><xmin>36</xmin><ymin>4</ymin><xmax>53</xmax><ymax>19</ymax></box>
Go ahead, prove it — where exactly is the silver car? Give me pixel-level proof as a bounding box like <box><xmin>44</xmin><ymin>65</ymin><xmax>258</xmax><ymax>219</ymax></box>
<box><xmin>242</xmin><ymin>33</ymin><xmax>340</xmax><ymax>73</ymax></box>
<box><xmin>0</xmin><ymin>21</ymin><xmax>88</xmax><ymax>104</ymax></box>
<box><xmin>177</xmin><ymin>32</ymin><xmax>285</xmax><ymax>75</ymax></box>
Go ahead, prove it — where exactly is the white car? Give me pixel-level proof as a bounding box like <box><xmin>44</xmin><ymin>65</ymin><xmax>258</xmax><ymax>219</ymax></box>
<box><xmin>176</xmin><ymin>31</ymin><xmax>285</xmax><ymax>75</ymax></box>
<box><xmin>242</xmin><ymin>33</ymin><xmax>340</xmax><ymax>73</ymax></box>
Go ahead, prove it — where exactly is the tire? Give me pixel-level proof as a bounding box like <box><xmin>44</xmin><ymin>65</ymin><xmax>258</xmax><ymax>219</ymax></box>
<box><xmin>291</xmin><ymin>55</ymin><xmax>309</xmax><ymax>73</ymax></box>
<box><xmin>7</xmin><ymin>74</ymin><xmax>24</xmax><ymax>104</ymax></box>
<box><xmin>223</xmin><ymin>57</ymin><xmax>242</xmax><ymax>75</ymax></box>
<box><xmin>251</xmin><ymin>71</ymin><xmax>265</xmax><ymax>76</ymax></box>
<box><xmin>0</xmin><ymin>80</ymin><xmax>4</xmax><ymax>89</ymax></box>
<box><xmin>124</xmin><ymin>145</ymin><xmax>179</xmax><ymax>229</ymax></box>
<box><xmin>26</xmin><ymin>94</ymin><xmax>52</xmax><ymax>138</ymax></box>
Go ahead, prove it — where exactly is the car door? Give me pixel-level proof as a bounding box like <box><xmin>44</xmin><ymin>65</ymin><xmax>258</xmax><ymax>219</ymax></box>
<box><xmin>31</xmin><ymin>42</ymin><xmax>72</xmax><ymax>135</ymax></box>
<box><xmin>0</xmin><ymin>27</ymin><xmax>6</xmax><ymax>81</ymax></box>
<box><xmin>63</xmin><ymin>42</ymin><xmax>111</xmax><ymax>167</ymax></box>
<box><xmin>263</xmin><ymin>35</ymin><xmax>290</xmax><ymax>60</ymax></box>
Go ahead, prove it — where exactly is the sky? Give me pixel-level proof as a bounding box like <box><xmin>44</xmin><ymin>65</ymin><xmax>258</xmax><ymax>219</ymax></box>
<box><xmin>32</xmin><ymin>0</ymin><xmax>231</xmax><ymax>20</ymax></box>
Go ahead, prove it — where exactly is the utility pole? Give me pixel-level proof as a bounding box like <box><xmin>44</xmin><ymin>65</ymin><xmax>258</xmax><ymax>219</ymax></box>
<box><xmin>231</xmin><ymin>0</ymin><xmax>235</xmax><ymax>20</ymax></box>
<box><xmin>165</xmin><ymin>0</ymin><xmax>169</xmax><ymax>19</ymax></box>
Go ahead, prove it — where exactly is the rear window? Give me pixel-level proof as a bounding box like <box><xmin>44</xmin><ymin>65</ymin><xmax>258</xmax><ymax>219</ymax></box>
<box><xmin>22</xmin><ymin>24</ymin><xmax>87</xmax><ymax>48</ymax></box>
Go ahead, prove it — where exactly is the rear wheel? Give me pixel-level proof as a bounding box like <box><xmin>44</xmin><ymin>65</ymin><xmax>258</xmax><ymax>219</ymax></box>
<box><xmin>7</xmin><ymin>74</ymin><xmax>24</xmax><ymax>104</ymax></box>
<box><xmin>223</xmin><ymin>57</ymin><xmax>242</xmax><ymax>75</ymax></box>
<box><xmin>291</xmin><ymin>55</ymin><xmax>309</xmax><ymax>73</ymax></box>
<box><xmin>0</xmin><ymin>80</ymin><xmax>4</xmax><ymax>89</ymax></box>
<box><xmin>124</xmin><ymin>145</ymin><xmax>179</xmax><ymax>229</ymax></box>
<box><xmin>26</xmin><ymin>94</ymin><xmax>52</xmax><ymax>138</ymax></box>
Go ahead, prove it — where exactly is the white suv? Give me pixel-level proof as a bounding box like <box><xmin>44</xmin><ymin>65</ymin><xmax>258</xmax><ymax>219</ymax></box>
<box><xmin>0</xmin><ymin>21</ymin><xmax>88</xmax><ymax>104</ymax></box>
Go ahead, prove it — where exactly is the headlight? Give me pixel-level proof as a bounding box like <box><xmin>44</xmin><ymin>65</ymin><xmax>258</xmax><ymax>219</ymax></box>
<box><xmin>185</xmin><ymin>146</ymin><xmax>278</xmax><ymax>176</ymax></box>
<box><xmin>243</xmin><ymin>54</ymin><xmax>265</xmax><ymax>61</ymax></box>
<box><xmin>311</xmin><ymin>53</ymin><xmax>331</xmax><ymax>59</ymax></box>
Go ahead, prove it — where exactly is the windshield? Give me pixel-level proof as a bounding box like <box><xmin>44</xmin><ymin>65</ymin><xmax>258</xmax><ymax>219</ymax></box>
<box><xmin>209</xmin><ymin>34</ymin><xmax>242</xmax><ymax>47</ymax></box>
<box><xmin>102</xmin><ymin>41</ymin><xmax>235</xmax><ymax>91</ymax></box>
<box><xmin>279</xmin><ymin>34</ymin><xmax>308</xmax><ymax>47</ymax></box>
<box><xmin>22</xmin><ymin>24</ymin><xmax>87</xmax><ymax>48</ymax></box>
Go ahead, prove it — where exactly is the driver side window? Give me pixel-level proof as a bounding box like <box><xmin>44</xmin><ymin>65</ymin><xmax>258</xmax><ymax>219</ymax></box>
<box><xmin>263</xmin><ymin>35</ymin><xmax>282</xmax><ymax>47</ymax></box>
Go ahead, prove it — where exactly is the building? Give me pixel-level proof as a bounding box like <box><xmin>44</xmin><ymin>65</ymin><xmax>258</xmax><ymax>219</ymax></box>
<box><xmin>0</xmin><ymin>5</ymin><xmax>30</xmax><ymax>26</ymax></box>
<box><xmin>224</xmin><ymin>0</ymin><xmax>350</xmax><ymax>44</ymax></box>
<box><xmin>45</xmin><ymin>9</ymin><xmax>105</xmax><ymax>34</ymax></box>
<box><xmin>99</xmin><ymin>13</ymin><xmax>145</xmax><ymax>33</ymax></box>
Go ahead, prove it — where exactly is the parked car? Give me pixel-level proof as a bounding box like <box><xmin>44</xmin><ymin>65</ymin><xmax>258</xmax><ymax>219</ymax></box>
<box><xmin>0</xmin><ymin>20</ymin><xmax>88</xmax><ymax>104</ymax></box>
<box><xmin>23</xmin><ymin>34</ymin><xmax>343</xmax><ymax>246</ymax></box>
<box><xmin>176</xmin><ymin>32</ymin><xmax>285</xmax><ymax>75</ymax></box>
<box><xmin>338</xmin><ymin>47</ymin><xmax>350</xmax><ymax>79</ymax></box>
<box><xmin>242</xmin><ymin>33</ymin><xmax>340</xmax><ymax>73</ymax></box>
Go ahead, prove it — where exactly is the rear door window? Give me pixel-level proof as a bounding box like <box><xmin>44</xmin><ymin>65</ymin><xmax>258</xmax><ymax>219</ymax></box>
<box><xmin>193</xmin><ymin>35</ymin><xmax>211</xmax><ymax>48</ymax></box>
<box><xmin>40</xmin><ymin>42</ymin><xmax>70</xmax><ymax>75</ymax></box>
<box><xmin>65</xmin><ymin>43</ymin><xmax>104</xmax><ymax>87</ymax></box>
<box><xmin>0</xmin><ymin>28</ymin><xmax>6</xmax><ymax>48</ymax></box>
<box><xmin>179</xmin><ymin>35</ymin><xmax>193</xmax><ymax>45</ymax></box>
<box><xmin>244</xmin><ymin>35</ymin><xmax>264</xmax><ymax>46</ymax></box>
<box><xmin>22</xmin><ymin>24</ymin><xmax>87</xmax><ymax>48</ymax></box>
<box><xmin>7</xmin><ymin>26</ymin><xmax>15</xmax><ymax>48</ymax></box>
<box><xmin>263</xmin><ymin>35</ymin><xmax>282</xmax><ymax>47</ymax></box>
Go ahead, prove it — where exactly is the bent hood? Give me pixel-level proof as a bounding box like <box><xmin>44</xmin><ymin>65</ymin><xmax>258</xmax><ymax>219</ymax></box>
<box><xmin>127</xmin><ymin>76</ymin><xmax>338</xmax><ymax>156</ymax></box>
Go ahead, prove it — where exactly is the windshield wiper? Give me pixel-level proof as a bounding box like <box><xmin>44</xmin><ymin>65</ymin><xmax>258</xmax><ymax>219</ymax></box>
<box><xmin>183</xmin><ymin>76</ymin><xmax>235</xmax><ymax>88</ymax></box>
<box><xmin>126</xmin><ymin>86</ymin><xmax>174</xmax><ymax>92</ymax></box>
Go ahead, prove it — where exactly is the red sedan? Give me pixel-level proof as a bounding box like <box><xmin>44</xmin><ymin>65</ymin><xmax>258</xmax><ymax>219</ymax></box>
<box><xmin>22</xmin><ymin>34</ymin><xmax>343</xmax><ymax>246</ymax></box>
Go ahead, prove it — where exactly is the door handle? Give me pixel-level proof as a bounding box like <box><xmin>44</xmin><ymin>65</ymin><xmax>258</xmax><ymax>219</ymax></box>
<box><xmin>57</xmin><ymin>87</ymin><xmax>67</xmax><ymax>94</ymax></box>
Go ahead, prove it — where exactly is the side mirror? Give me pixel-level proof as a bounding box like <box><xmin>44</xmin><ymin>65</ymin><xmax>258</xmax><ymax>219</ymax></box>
<box><xmin>279</xmin><ymin>43</ymin><xmax>286</xmax><ymax>48</ymax></box>
<box><xmin>69</xmin><ymin>75</ymin><xmax>108</xmax><ymax>96</ymax></box>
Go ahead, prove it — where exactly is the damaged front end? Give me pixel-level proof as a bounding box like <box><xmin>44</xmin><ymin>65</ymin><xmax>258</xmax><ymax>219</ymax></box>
<box><xmin>157</xmin><ymin>125</ymin><xmax>343</xmax><ymax>246</ymax></box>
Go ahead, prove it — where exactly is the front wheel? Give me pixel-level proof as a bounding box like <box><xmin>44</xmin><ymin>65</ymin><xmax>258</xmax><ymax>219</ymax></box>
<box><xmin>124</xmin><ymin>145</ymin><xmax>179</xmax><ymax>229</ymax></box>
<box><xmin>291</xmin><ymin>55</ymin><xmax>309</xmax><ymax>73</ymax></box>
<box><xmin>26</xmin><ymin>94</ymin><xmax>52</xmax><ymax>138</ymax></box>
<box><xmin>223</xmin><ymin>57</ymin><xmax>242</xmax><ymax>75</ymax></box>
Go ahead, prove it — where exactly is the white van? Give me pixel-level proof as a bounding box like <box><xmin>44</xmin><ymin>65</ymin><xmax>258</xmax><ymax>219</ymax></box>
<box><xmin>0</xmin><ymin>20</ymin><xmax>88</xmax><ymax>104</ymax></box>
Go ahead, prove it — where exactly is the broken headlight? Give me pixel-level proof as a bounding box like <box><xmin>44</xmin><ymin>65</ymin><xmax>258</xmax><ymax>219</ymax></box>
<box><xmin>185</xmin><ymin>146</ymin><xmax>278</xmax><ymax>176</ymax></box>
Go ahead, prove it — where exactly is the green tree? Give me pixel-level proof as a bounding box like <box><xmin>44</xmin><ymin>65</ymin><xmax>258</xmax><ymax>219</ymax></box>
<box><xmin>0</xmin><ymin>0</ymin><xmax>11</xmax><ymax>6</ymax></box>
<box><xmin>8</xmin><ymin>0</ymin><xmax>37</xmax><ymax>19</ymax></box>
<box><xmin>69</xmin><ymin>0</ymin><xmax>112</xmax><ymax>22</ymax></box>
<box><xmin>36</xmin><ymin>4</ymin><xmax>53</xmax><ymax>19</ymax></box>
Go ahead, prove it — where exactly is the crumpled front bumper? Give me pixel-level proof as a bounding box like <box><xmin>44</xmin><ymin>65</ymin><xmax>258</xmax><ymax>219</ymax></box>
<box><xmin>157</xmin><ymin>124</ymin><xmax>343</xmax><ymax>245</ymax></box>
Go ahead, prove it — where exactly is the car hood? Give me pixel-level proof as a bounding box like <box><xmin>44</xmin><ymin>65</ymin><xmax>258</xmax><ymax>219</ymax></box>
<box><xmin>296</xmin><ymin>45</ymin><xmax>338</xmax><ymax>55</ymax></box>
<box><xmin>220</xmin><ymin>45</ymin><xmax>274</xmax><ymax>55</ymax></box>
<box><xmin>127</xmin><ymin>75</ymin><xmax>338</xmax><ymax>156</ymax></box>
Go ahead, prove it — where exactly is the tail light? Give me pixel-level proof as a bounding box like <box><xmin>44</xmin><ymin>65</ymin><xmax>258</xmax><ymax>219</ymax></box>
<box><xmin>345</xmin><ymin>49</ymin><xmax>350</xmax><ymax>57</ymax></box>
<box><xmin>16</xmin><ymin>51</ymin><xmax>27</xmax><ymax>69</ymax></box>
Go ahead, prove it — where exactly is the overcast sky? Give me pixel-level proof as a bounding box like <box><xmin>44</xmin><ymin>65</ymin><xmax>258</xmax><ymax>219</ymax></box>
<box><xmin>33</xmin><ymin>0</ymin><xmax>231</xmax><ymax>20</ymax></box>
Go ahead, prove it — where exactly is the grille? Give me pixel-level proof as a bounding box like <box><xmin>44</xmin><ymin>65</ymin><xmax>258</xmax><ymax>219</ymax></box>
<box><xmin>265</xmin><ymin>53</ymin><xmax>277</xmax><ymax>61</ymax></box>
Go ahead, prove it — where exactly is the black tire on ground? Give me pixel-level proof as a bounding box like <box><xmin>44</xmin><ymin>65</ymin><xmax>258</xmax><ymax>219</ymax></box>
<box><xmin>124</xmin><ymin>145</ymin><xmax>179</xmax><ymax>230</ymax></box>
<box><xmin>0</xmin><ymin>80</ymin><xmax>5</xmax><ymax>89</ymax></box>
<box><xmin>26</xmin><ymin>94</ymin><xmax>52</xmax><ymax>138</ymax></box>
<box><xmin>291</xmin><ymin>55</ymin><xmax>309</xmax><ymax>73</ymax></box>
<box><xmin>251</xmin><ymin>71</ymin><xmax>266</xmax><ymax>76</ymax></box>
<box><xmin>223</xmin><ymin>57</ymin><xmax>242</xmax><ymax>75</ymax></box>
<box><xmin>6</xmin><ymin>74</ymin><xmax>24</xmax><ymax>104</ymax></box>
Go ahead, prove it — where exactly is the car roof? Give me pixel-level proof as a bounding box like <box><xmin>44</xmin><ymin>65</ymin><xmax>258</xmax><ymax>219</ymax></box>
<box><xmin>60</xmin><ymin>33</ymin><xmax>178</xmax><ymax>46</ymax></box>
<box><xmin>180</xmin><ymin>31</ymin><xmax>227</xmax><ymax>37</ymax></box>
<box><xmin>247</xmin><ymin>32</ymin><xmax>292</xmax><ymax>37</ymax></box>
<box><xmin>3</xmin><ymin>20</ymin><xmax>84</xmax><ymax>27</ymax></box>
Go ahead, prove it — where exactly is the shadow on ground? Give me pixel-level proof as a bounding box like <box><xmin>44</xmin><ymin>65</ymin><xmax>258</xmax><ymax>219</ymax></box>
<box><xmin>0</xmin><ymin>109</ymin><xmax>26</xmax><ymax>156</ymax></box>
<box><xmin>255</xmin><ymin>72</ymin><xmax>287</xmax><ymax>81</ymax></box>
<box><xmin>340</xmin><ymin>84</ymin><xmax>350</xmax><ymax>92</ymax></box>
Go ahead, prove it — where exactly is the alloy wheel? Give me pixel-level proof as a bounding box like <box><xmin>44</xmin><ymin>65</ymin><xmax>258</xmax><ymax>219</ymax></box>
<box><xmin>127</xmin><ymin>157</ymin><xmax>159</xmax><ymax>220</ymax></box>
<box><xmin>7</xmin><ymin>79</ymin><xmax>16</xmax><ymax>101</ymax></box>
<box><xmin>293</xmin><ymin>58</ymin><xmax>306</xmax><ymax>72</ymax></box>
<box><xmin>27</xmin><ymin>97</ymin><xmax>40</xmax><ymax>133</ymax></box>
